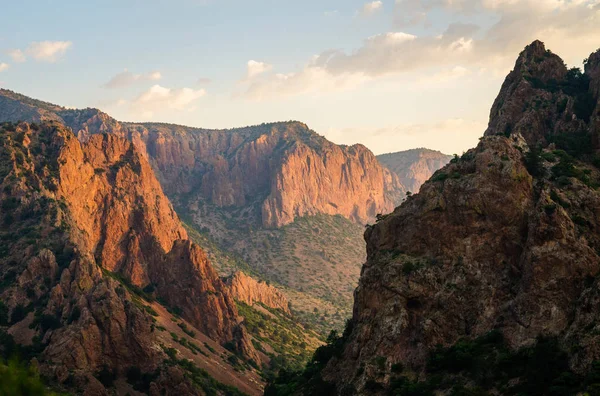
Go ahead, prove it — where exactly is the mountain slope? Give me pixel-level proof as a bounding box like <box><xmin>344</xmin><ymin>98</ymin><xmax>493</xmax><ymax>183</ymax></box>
<box><xmin>0</xmin><ymin>121</ymin><xmax>262</xmax><ymax>394</ymax></box>
<box><xmin>0</xmin><ymin>91</ymin><xmax>407</xmax><ymax>335</ymax></box>
<box><xmin>377</xmin><ymin>148</ymin><xmax>452</xmax><ymax>194</ymax></box>
<box><xmin>267</xmin><ymin>41</ymin><xmax>600</xmax><ymax>396</ymax></box>
<box><xmin>329</xmin><ymin>40</ymin><xmax>600</xmax><ymax>395</ymax></box>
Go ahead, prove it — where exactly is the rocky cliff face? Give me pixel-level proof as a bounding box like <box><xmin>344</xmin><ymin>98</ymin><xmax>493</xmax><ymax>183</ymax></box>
<box><xmin>317</xmin><ymin>41</ymin><xmax>600</xmax><ymax>395</ymax></box>
<box><xmin>0</xmin><ymin>93</ymin><xmax>404</xmax><ymax>228</ymax></box>
<box><xmin>262</xmin><ymin>142</ymin><xmax>402</xmax><ymax>227</ymax></box>
<box><xmin>377</xmin><ymin>149</ymin><xmax>452</xmax><ymax>194</ymax></box>
<box><xmin>74</xmin><ymin>119</ymin><xmax>404</xmax><ymax>228</ymax></box>
<box><xmin>224</xmin><ymin>271</ymin><xmax>290</xmax><ymax>314</ymax></box>
<box><xmin>0</xmin><ymin>121</ymin><xmax>260</xmax><ymax>394</ymax></box>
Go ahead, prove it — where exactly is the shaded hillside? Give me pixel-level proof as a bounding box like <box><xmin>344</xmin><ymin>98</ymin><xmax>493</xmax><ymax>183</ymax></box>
<box><xmin>377</xmin><ymin>148</ymin><xmax>452</xmax><ymax>194</ymax></box>
<box><xmin>267</xmin><ymin>41</ymin><xmax>600</xmax><ymax>396</ymax></box>
<box><xmin>0</xmin><ymin>121</ymin><xmax>262</xmax><ymax>395</ymax></box>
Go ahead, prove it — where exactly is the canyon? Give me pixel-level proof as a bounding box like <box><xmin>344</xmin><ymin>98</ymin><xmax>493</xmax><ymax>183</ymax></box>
<box><xmin>0</xmin><ymin>89</ymin><xmax>449</xmax><ymax>335</ymax></box>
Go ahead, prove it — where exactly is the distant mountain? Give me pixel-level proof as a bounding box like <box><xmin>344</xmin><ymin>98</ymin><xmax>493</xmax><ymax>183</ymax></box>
<box><xmin>377</xmin><ymin>148</ymin><xmax>452</xmax><ymax>194</ymax></box>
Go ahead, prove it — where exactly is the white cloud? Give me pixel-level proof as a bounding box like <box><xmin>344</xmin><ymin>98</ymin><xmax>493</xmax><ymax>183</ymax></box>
<box><xmin>8</xmin><ymin>49</ymin><xmax>25</xmax><ymax>63</ymax></box>
<box><xmin>244</xmin><ymin>67</ymin><xmax>371</xmax><ymax>100</ymax></box>
<box><xmin>102</xmin><ymin>69</ymin><xmax>162</xmax><ymax>89</ymax></box>
<box><xmin>246</xmin><ymin>60</ymin><xmax>273</xmax><ymax>79</ymax></box>
<box><xmin>131</xmin><ymin>84</ymin><xmax>206</xmax><ymax>116</ymax></box>
<box><xmin>0</xmin><ymin>63</ymin><xmax>9</xmax><ymax>72</ymax></box>
<box><xmin>361</xmin><ymin>1</ymin><xmax>384</xmax><ymax>16</ymax></box>
<box><xmin>25</xmin><ymin>41</ymin><xmax>72</xmax><ymax>62</ymax></box>
<box><xmin>241</xmin><ymin>0</ymin><xmax>600</xmax><ymax>100</ymax></box>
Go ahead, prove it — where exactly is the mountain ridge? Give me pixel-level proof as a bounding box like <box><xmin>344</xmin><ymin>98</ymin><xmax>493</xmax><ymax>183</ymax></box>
<box><xmin>377</xmin><ymin>148</ymin><xmax>453</xmax><ymax>194</ymax></box>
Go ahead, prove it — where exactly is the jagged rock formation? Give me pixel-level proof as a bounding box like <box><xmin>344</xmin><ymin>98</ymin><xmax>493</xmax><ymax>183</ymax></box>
<box><xmin>377</xmin><ymin>148</ymin><xmax>452</xmax><ymax>194</ymax></box>
<box><xmin>0</xmin><ymin>121</ymin><xmax>260</xmax><ymax>394</ymax></box>
<box><xmin>224</xmin><ymin>272</ymin><xmax>290</xmax><ymax>314</ymax></box>
<box><xmin>316</xmin><ymin>41</ymin><xmax>600</xmax><ymax>394</ymax></box>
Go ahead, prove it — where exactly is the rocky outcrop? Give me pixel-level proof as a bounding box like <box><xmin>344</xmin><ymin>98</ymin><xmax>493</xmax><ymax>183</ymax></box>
<box><xmin>49</xmin><ymin>127</ymin><xmax>252</xmax><ymax>352</ymax></box>
<box><xmin>377</xmin><ymin>148</ymin><xmax>452</xmax><ymax>194</ymax></box>
<box><xmin>224</xmin><ymin>272</ymin><xmax>290</xmax><ymax>314</ymax></box>
<box><xmin>323</xmin><ymin>41</ymin><xmax>600</xmax><ymax>394</ymax></box>
<box><xmin>0</xmin><ymin>121</ymin><xmax>258</xmax><ymax>393</ymax></box>
<box><xmin>261</xmin><ymin>142</ymin><xmax>402</xmax><ymax>227</ymax></box>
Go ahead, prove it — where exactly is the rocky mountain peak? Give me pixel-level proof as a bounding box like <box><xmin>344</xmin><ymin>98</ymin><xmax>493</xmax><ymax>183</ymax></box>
<box><xmin>485</xmin><ymin>40</ymin><xmax>592</xmax><ymax>148</ymax></box>
<box><xmin>264</xmin><ymin>42</ymin><xmax>600</xmax><ymax>396</ymax></box>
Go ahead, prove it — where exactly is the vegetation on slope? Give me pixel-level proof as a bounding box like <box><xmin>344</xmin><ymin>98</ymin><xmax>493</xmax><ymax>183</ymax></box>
<box><xmin>236</xmin><ymin>302</ymin><xmax>322</xmax><ymax>381</ymax></box>
<box><xmin>181</xmin><ymin>205</ymin><xmax>365</xmax><ymax>336</ymax></box>
<box><xmin>264</xmin><ymin>321</ymin><xmax>353</xmax><ymax>396</ymax></box>
<box><xmin>266</xmin><ymin>327</ymin><xmax>600</xmax><ymax>396</ymax></box>
<box><xmin>0</xmin><ymin>358</ymin><xmax>64</xmax><ymax>396</ymax></box>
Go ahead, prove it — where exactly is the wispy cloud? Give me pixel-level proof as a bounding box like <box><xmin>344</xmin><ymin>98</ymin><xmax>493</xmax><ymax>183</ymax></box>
<box><xmin>130</xmin><ymin>84</ymin><xmax>206</xmax><ymax>118</ymax></box>
<box><xmin>7</xmin><ymin>49</ymin><xmax>25</xmax><ymax>63</ymax></box>
<box><xmin>246</xmin><ymin>60</ymin><xmax>273</xmax><ymax>79</ymax></box>
<box><xmin>326</xmin><ymin>118</ymin><xmax>486</xmax><ymax>155</ymax></box>
<box><xmin>26</xmin><ymin>41</ymin><xmax>72</xmax><ymax>62</ymax></box>
<box><xmin>241</xmin><ymin>0</ymin><xmax>600</xmax><ymax>100</ymax></box>
<box><xmin>0</xmin><ymin>63</ymin><xmax>9</xmax><ymax>72</ymax></box>
<box><xmin>360</xmin><ymin>1</ymin><xmax>383</xmax><ymax>16</ymax></box>
<box><xmin>102</xmin><ymin>69</ymin><xmax>162</xmax><ymax>89</ymax></box>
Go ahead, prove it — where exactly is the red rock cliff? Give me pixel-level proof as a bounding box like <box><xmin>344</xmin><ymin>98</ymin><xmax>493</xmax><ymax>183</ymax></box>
<box><xmin>224</xmin><ymin>271</ymin><xmax>290</xmax><ymax>314</ymax></box>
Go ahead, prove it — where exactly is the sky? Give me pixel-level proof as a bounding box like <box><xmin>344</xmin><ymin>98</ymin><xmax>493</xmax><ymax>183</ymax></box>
<box><xmin>0</xmin><ymin>0</ymin><xmax>599</xmax><ymax>155</ymax></box>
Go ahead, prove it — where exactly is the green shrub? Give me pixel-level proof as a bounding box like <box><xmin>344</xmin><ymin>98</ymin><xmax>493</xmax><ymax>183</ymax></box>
<box><xmin>178</xmin><ymin>322</ymin><xmax>196</xmax><ymax>338</ymax></box>
<box><xmin>67</xmin><ymin>307</ymin><xmax>80</xmax><ymax>324</ymax></box>
<box><xmin>0</xmin><ymin>300</ymin><xmax>8</xmax><ymax>325</ymax></box>
<box><xmin>431</xmin><ymin>172</ymin><xmax>448</xmax><ymax>182</ymax></box>
<box><xmin>96</xmin><ymin>365</ymin><xmax>115</xmax><ymax>388</ymax></box>
<box><xmin>40</xmin><ymin>315</ymin><xmax>61</xmax><ymax>332</ymax></box>
<box><xmin>0</xmin><ymin>358</ymin><xmax>60</xmax><ymax>395</ymax></box>
<box><xmin>525</xmin><ymin>145</ymin><xmax>543</xmax><ymax>177</ymax></box>
<box><xmin>10</xmin><ymin>304</ymin><xmax>28</xmax><ymax>324</ymax></box>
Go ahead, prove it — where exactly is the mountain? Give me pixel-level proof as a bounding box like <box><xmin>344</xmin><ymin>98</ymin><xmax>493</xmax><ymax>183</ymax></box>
<box><xmin>266</xmin><ymin>41</ymin><xmax>600</xmax><ymax>395</ymax></box>
<box><xmin>0</xmin><ymin>121</ymin><xmax>262</xmax><ymax>395</ymax></box>
<box><xmin>377</xmin><ymin>148</ymin><xmax>453</xmax><ymax>194</ymax></box>
<box><xmin>0</xmin><ymin>93</ymin><xmax>403</xmax><ymax>228</ymax></box>
<box><xmin>0</xmin><ymin>90</ymin><xmax>408</xmax><ymax>334</ymax></box>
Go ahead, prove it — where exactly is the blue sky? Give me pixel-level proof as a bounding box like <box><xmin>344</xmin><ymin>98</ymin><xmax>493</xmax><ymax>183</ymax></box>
<box><xmin>1</xmin><ymin>0</ymin><xmax>599</xmax><ymax>155</ymax></box>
